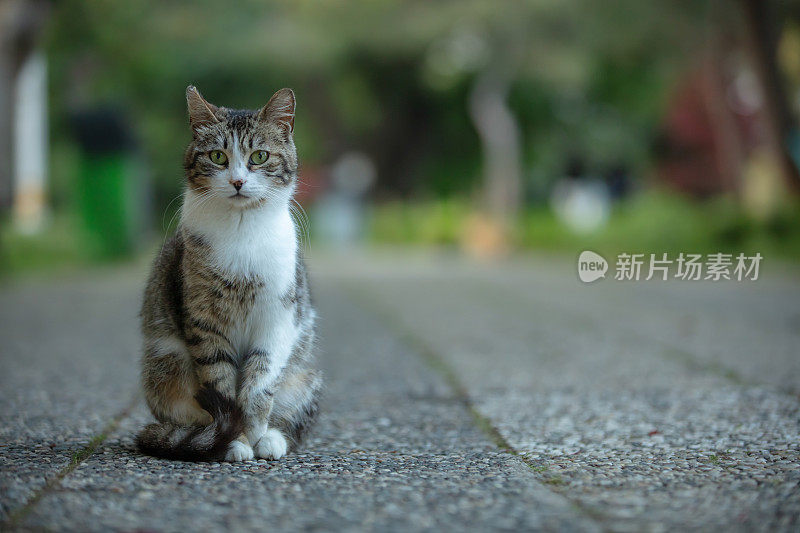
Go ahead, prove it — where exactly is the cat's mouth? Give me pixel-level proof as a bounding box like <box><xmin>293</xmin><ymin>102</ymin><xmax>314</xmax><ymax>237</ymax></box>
<box><xmin>229</xmin><ymin>193</ymin><xmax>250</xmax><ymax>199</ymax></box>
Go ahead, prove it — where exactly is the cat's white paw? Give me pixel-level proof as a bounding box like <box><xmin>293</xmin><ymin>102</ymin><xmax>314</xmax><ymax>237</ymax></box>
<box><xmin>225</xmin><ymin>440</ymin><xmax>254</xmax><ymax>462</ymax></box>
<box><xmin>254</xmin><ymin>429</ymin><xmax>288</xmax><ymax>460</ymax></box>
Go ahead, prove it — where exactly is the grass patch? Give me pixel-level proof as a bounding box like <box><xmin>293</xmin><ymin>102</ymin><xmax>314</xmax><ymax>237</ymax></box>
<box><xmin>520</xmin><ymin>192</ymin><xmax>800</xmax><ymax>260</ymax></box>
<box><xmin>368</xmin><ymin>192</ymin><xmax>800</xmax><ymax>261</ymax></box>
<box><xmin>69</xmin><ymin>432</ymin><xmax>109</xmax><ymax>467</ymax></box>
<box><xmin>0</xmin><ymin>214</ymin><xmax>88</xmax><ymax>277</ymax></box>
<box><xmin>367</xmin><ymin>198</ymin><xmax>470</xmax><ymax>247</ymax></box>
<box><xmin>0</xmin><ymin>212</ymin><xmax>142</xmax><ymax>281</ymax></box>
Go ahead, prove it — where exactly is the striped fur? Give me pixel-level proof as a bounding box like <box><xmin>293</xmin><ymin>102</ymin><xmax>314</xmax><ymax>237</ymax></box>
<box><xmin>138</xmin><ymin>87</ymin><xmax>321</xmax><ymax>462</ymax></box>
<box><xmin>136</xmin><ymin>387</ymin><xmax>244</xmax><ymax>461</ymax></box>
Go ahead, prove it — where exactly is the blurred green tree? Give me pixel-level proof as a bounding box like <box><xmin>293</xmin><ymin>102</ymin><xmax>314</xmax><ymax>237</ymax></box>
<box><xmin>41</xmin><ymin>0</ymin><xmax>723</xmax><ymax>229</ymax></box>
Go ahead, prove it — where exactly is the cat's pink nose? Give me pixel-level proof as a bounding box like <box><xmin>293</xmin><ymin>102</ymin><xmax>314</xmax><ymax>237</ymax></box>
<box><xmin>230</xmin><ymin>179</ymin><xmax>243</xmax><ymax>191</ymax></box>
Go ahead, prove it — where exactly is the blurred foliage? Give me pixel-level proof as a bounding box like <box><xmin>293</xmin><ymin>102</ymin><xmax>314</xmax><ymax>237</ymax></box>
<box><xmin>368</xmin><ymin>199</ymin><xmax>473</xmax><ymax>246</ymax></box>
<box><xmin>31</xmin><ymin>0</ymin><xmax>800</xmax><ymax>270</ymax></box>
<box><xmin>43</xmin><ymin>0</ymin><xmax>707</xmax><ymax>218</ymax></box>
<box><xmin>6</xmin><ymin>191</ymin><xmax>799</xmax><ymax>278</ymax></box>
<box><xmin>0</xmin><ymin>213</ymin><xmax>87</xmax><ymax>276</ymax></box>
<box><xmin>369</xmin><ymin>192</ymin><xmax>800</xmax><ymax>261</ymax></box>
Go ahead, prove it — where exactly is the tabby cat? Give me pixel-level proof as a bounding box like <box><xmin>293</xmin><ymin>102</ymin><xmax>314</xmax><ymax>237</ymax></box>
<box><xmin>137</xmin><ymin>86</ymin><xmax>321</xmax><ymax>461</ymax></box>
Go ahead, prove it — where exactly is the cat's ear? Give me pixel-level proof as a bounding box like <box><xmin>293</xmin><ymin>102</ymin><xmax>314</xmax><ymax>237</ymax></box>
<box><xmin>258</xmin><ymin>88</ymin><xmax>295</xmax><ymax>135</ymax></box>
<box><xmin>186</xmin><ymin>85</ymin><xmax>220</xmax><ymax>131</ymax></box>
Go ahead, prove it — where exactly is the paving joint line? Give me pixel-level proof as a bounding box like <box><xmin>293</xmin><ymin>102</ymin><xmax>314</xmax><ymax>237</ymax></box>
<box><xmin>342</xmin><ymin>285</ymin><xmax>609</xmax><ymax>527</ymax></box>
<box><xmin>3</xmin><ymin>392</ymin><xmax>140</xmax><ymax>529</ymax></box>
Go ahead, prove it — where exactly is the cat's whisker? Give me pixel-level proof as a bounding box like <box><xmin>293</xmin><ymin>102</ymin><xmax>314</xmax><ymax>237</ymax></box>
<box><xmin>161</xmin><ymin>192</ymin><xmax>185</xmax><ymax>233</ymax></box>
<box><xmin>294</xmin><ymin>177</ymin><xmax>318</xmax><ymax>189</ymax></box>
<box><xmin>289</xmin><ymin>205</ymin><xmax>307</xmax><ymax>250</ymax></box>
<box><xmin>290</xmin><ymin>199</ymin><xmax>311</xmax><ymax>250</ymax></box>
<box><xmin>166</xmin><ymin>190</ymin><xmax>214</xmax><ymax>242</ymax></box>
<box><xmin>163</xmin><ymin>194</ymin><xmax>191</xmax><ymax>241</ymax></box>
<box><xmin>162</xmin><ymin>190</ymin><xmax>201</xmax><ymax>246</ymax></box>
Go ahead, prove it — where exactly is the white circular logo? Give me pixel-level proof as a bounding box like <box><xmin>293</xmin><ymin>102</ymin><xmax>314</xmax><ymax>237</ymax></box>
<box><xmin>577</xmin><ymin>251</ymin><xmax>608</xmax><ymax>283</ymax></box>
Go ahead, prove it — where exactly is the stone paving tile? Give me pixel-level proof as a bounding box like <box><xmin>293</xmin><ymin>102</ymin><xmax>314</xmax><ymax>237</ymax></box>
<box><xmin>329</xmin><ymin>252</ymin><xmax>800</xmax><ymax>531</ymax></box>
<box><xmin>25</xmin><ymin>432</ymin><xmax>582</xmax><ymax>532</ymax></box>
<box><xmin>7</xmin><ymin>250</ymin><xmax>798</xmax><ymax>532</ymax></box>
<box><xmin>316</xmin><ymin>250</ymin><xmax>800</xmax><ymax>393</ymax></box>
<box><xmin>11</xmin><ymin>279</ymin><xmax>594</xmax><ymax>532</ymax></box>
<box><xmin>0</xmin><ymin>271</ymin><xmax>142</xmax><ymax>520</ymax></box>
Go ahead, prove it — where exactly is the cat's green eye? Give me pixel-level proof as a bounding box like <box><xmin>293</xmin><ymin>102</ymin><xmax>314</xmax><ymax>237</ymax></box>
<box><xmin>209</xmin><ymin>150</ymin><xmax>228</xmax><ymax>165</ymax></box>
<box><xmin>249</xmin><ymin>150</ymin><xmax>269</xmax><ymax>165</ymax></box>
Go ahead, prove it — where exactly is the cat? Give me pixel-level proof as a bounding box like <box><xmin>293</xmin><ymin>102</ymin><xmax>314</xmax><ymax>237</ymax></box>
<box><xmin>136</xmin><ymin>86</ymin><xmax>321</xmax><ymax>462</ymax></box>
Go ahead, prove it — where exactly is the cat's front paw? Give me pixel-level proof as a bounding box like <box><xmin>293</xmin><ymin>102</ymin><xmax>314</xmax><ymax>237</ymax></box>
<box><xmin>254</xmin><ymin>429</ymin><xmax>288</xmax><ymax>460</ymax></box>
<box><xmin>225</xmin><ymin>439</ymin><xmax>254</xmax><ymax>462</ymax></box>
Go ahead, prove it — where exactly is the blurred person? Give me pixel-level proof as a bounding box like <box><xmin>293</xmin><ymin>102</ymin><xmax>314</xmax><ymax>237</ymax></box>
<box><xmin>312</xmin><ymin>151</ymin><xmax>375</xmax><ymax>246</ymax></box>
<box><xmin>550</xmin><ymin>156</ymin><xmax>611</xmax><ymax>234</ymax></box>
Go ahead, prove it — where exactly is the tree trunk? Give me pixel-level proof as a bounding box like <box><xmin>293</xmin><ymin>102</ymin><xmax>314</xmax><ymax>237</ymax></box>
<box><xmin>740</xmin><ymin>0</ymin><xmax>800</xmax><ymax>192</ymax></box>
<box><xmin>468</xmin><ymin>70</ymin><xmax>523</xmax><ymax>224</ymax></box>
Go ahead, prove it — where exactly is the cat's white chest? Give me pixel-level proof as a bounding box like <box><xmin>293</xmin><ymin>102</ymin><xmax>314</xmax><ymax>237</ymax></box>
<box><xmin>183</xmin><ymin>203</ymin><xmax>299</xmax><ymax>356</ymax></box>
<box><xmin>204</xmin><ymin>209</ymin><xmax>296</xmax><ymax>282</ymax></box>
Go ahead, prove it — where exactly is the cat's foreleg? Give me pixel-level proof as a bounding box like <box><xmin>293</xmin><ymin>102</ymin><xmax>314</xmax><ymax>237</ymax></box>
<box><xmin>185</xmin><ymin>324</ymin><xmax>251</xmax><ymax>461</ymax></box>
<box><xmin>239</xmin><ymin>340</ymin><xmax>294</xmax><ymax>459</ymax></box>
<box><xmin>186</xmin><ymin>324</ymin><xmax>238</xmax><ymax>400</ymax></box>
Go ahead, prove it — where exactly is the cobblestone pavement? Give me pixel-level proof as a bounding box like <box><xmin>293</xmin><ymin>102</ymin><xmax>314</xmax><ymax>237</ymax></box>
<box><xmin>1</xmin><ymin>250</ymin><xmax>798</xmax><ymax>531</ymax></box>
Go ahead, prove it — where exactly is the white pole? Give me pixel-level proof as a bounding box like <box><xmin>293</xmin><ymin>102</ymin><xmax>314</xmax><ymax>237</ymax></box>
<box><xmin>12</xmin><ymin>50</ymin><xmax>48</xmax><ymax>233</ymax></box>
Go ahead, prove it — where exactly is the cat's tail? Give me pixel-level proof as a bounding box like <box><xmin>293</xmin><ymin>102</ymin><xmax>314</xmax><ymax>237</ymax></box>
<box><xmin>135</xmin><ymin>388</ymin><xmax>244</xmax><ymax>461</ymax></box>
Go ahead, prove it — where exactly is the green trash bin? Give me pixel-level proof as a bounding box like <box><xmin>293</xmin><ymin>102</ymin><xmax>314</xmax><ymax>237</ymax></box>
<box><xmin>72</xmin><ymin>109</ymin><xmax>139</xmax><ymax>260</ymax></box>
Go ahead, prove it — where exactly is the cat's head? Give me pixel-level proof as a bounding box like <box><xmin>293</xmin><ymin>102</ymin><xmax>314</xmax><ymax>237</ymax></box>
<box><xmin>183</xmin><ymin>86</ymin><xmax>298</xmax><ymax>210</ymax></box>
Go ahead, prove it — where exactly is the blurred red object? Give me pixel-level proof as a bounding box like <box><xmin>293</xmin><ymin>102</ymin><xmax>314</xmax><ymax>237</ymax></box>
<box><xmin>655</xmin><ymin>61</ymin><xmax>760</xmax><ymax>198</ymax></box>
<box><xmin>295</xmin><ymin>164</ymin><xmax>326</xmax><ymax>206</ymax></box>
